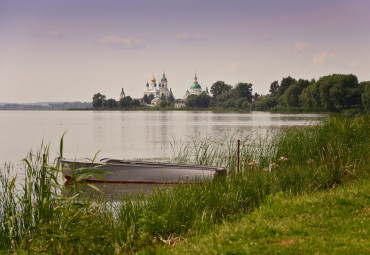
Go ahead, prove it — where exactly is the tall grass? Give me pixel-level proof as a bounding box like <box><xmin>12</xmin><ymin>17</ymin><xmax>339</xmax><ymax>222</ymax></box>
<box><xmin>0</xmin><ymin>137</ymin><xmax>117</xmax><ymax>253</ymax></box>
<box><xmin>170</xmin><ymin>129</ymin><xmax>277</xmax><ymax>172</ymax></box>
<box><xmin>0</xmin><ymin>143</ymin><xmax>59</xmax><ymax>252</ymax></box>
<box><xmin>0</xmin><ymin>116</ymin><xmax>369</xmax><ymax>254</ymax></box>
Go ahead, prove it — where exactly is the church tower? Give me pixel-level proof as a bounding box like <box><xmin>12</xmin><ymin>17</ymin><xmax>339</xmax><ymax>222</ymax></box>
<box><xmin>161</xmin><ymin>73</ymin><xmax>168</xmax><ymax>89</ymax></box>
<box><xmin>120</xmin><ymin>88</ymin><xmax>125</xmax><ymax>99</ymax></box>
<box><xmin>143</xmin><ymin>72</ymin><xmax>170</xmax><ymax>99</ymax></box>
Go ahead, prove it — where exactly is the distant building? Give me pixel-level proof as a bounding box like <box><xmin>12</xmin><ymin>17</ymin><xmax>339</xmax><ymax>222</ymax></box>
<box><xmin>175</xmin><ymin>99</ymin><xmax>186</xmax><ymax>108</ymax></box>
<box><xmin>120</xmin><ymin>88</ymin><xmax>125</xmax><ymax>100</ymax></box>
<box><xmin>184</xmin><ymin>74</ymin><xmax>209</xmax><ymax>99</ymax></box>
<box><xmin>151</xmin><ymin>98</ymin><xmax>162</xmax><ymax>106</ymax></box>
<box><xmin>144</xmin><ymin>73</ymin><xmax>171</xmax><ymax>102</ymax></box>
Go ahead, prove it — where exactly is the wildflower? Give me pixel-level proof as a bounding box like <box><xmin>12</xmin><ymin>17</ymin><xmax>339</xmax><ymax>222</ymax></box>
<box><xmin>269</xmin><ymin>163</ymin><xmax>279</xmax><ymax>169</ymax></box>
<box><xmin>149</xmin><ymin>237</ymin><xmax>158</xmax><ymax>244</ymax></box>
<box><xmin>247</xmin><ymin>161</ymin><xmax>259</xmax><ymax>167</ymax></box>
<box><xmin>278</xmin><ymin>156</ymin><xmax>288</xmax><ymax>162</ymax></box>
<box><xmin>344</xmin><ymin>164</ymin><xmax>353</xmax><ymax>171</ymax></box>
<box><xmin>263</xmin><ymin>167</ymin><xmax>269</xmax><ymax>172</ymax></box>
<box><xmin>307</xmin><ymin>159</ymin><xmax>314</xmax><ymax>164</ymax></box>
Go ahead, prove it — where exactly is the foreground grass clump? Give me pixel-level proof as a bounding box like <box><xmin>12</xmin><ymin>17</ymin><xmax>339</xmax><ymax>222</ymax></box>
<box><xmin>147</xmin><ymin>179</ymin><xmax>370</xmax><ymax>254</ymax></box>
<box><xmin>0</xmin><ymin>141</ymin><xmax>118</xmax><ymax>254</ymax></box>
<box><xmin>0</xmin><ymin>116</ymin><xmax>369</xmax><ymax>254</ymax></box>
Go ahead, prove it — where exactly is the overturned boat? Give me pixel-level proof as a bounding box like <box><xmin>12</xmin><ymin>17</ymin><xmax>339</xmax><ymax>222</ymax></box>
<box><xmin>61</xmin><ymin>158</ymin><xmax>226</xmax><ymax>184</ymax></box>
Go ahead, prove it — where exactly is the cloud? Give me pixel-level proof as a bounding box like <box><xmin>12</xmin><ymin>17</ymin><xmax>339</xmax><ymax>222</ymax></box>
<box><xmin>294</xmin><ymin>42</ymin><xmax>310</xmax><ymax>51</ymax></box>
<box><xmin>172</xmin><ymin>32</ymin><xmax>203</xmax><ymax>41</ymax></box>
<box><xmin>312</xmin><ymin>52</ymin><xmax>357</xmax><ymax>68</ymax></box>
<box><xmin>312</xmin><ymin>51</ymin><xmax>336</xmax><ymax>66</ymax></box>
<box><xmin>39</xmin><ymin>30</ymin><xmax>64</xmax><ymax>38</ymax></box>
<box><xmin>227</xmin><ymin>62</ymin><xmax>241</xmax><ymax>73</ymax></box>
<box><xmin>348</xmin><ymin>61</ymin><xmax>357</xmax><ymax>67</ymax></box>
<box><xmin>100</xmin><ymin>36</ymin><xmax>144</xmax><ymax>49</ymax></box>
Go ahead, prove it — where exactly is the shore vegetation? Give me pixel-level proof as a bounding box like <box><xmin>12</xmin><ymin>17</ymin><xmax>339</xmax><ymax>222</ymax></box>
<box><xmin>87</xmin><ymin>73</ymin><xmax>369</xmax><ymax>114</ymax></box>
<box><xmin>0</xmin><ymin>116</ymin><xmax>369</xmax><ymax>254</ymax></box>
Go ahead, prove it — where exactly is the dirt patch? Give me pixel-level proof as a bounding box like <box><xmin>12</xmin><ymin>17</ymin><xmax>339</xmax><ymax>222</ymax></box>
<box><xmin>277</xmin><ymin>238</ymin><xmax>303</xmax><ymax>246</ymax></box>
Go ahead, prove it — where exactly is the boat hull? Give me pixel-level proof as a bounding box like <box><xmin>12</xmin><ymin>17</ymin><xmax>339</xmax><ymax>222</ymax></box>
<box><xmin>61</xmin><ymin>159</ymin><xmax>225</xmax><ymax>184</ymax></box>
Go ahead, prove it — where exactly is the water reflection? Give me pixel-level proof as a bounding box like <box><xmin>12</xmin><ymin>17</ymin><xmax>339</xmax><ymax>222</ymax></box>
<box><xmin>0</xmin><ymin>111</ymin><xmax>326</xmax><ymax>165</ymax></box>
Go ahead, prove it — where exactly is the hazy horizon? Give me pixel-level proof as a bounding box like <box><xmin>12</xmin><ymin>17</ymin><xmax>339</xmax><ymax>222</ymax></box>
<box><xmin>1</xmin><ymin>0</ymin><xmax>369</xmax><ymax>103</ymax></box>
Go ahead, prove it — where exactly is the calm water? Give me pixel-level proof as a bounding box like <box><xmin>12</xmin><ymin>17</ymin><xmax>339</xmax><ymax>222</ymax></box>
<box><xmin>0</xmin><ymin>111</ymin><xmax>326</xmax><ymax>166</ymax></box>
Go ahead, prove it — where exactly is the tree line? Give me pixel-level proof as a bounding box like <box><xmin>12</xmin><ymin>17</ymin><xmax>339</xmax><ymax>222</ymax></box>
<box><xmin>259</xmin><ymin>74</ymin><xmax>369</xmax><ymax>112</ymax></box>
<box><xmin>92</xmin><ymin>73</ymin><xmax>370</xmax><ymax>112</ymax></box>
<box><xmin>184</xmin><ymin>82</ymin><xmax>254</xmax><ymax>110</ymax></box>
<box><xmin>92</xmin><ymin>91</ymin><xmax>175</xmax><ymax>109</ymax></box>
<box><xmin>92</xmin><ymin>93</ymin><xmax>141</xmax><ymax>109</ymax></box>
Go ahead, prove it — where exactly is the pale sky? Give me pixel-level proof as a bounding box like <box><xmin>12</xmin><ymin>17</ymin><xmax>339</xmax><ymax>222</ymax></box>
<box><xmin>1</xmin><ymin>0</ymin><xmax>369</xmax><ymax>103</ymax></box>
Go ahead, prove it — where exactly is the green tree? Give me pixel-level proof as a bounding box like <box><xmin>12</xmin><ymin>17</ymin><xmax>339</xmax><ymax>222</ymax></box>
<box><xmin>269</xmin><ymin>80</ymin><xmax>279</xmax><ymax>95</ymax></box>
<box><xmin>222</xmin><ymin>99</ymin><xmax>236</xmax><ymax>109</ymax></box>
<box><xmin>216</xmin><ymin>89</ymin><xmax>237</xmax><ymax>105</ymax></box>
<box><xmin>252</xmin><ymin>100</ymin><xmax>268</xmax><ymax>111</ymax></box>
<box><xmin>102</xmin><ymin>100</ymin><xmax>108</xmax><ymax>108</ymax></box>
<box><xmin>185</xmin><ymin>94</ymin><xmax>211</xmax><ymax>108</ymax></box>
<box><xmin>283</xmin><ymin>79</ymin><xmax>310</xmax><ymax>107</ymax></box>
<box><xmin>160</xmin><ymin>93</ymin><xmax>166</xmax><ymax>101</ymax></box>
<box><xmin>278</xmin><ymin>93</ymin><xmax>288</xmax><ymax>107</ymax></box>
<box><xmin>300</xmin><ymin>83</ymin><xmax>321</xmax><ymax>108</ymax></box>
<box><xmin>264</xmin><ymin>95</ymin><xmax>279</xmax><ymax>108</ymax></box>
<box><xmin>185</xmin><ymin>95</ymin><xmax>197</xmax><ymax>108</ymax></box>
<box><xmin>148</xmin><ymin>94</ymin><xmax>155</xmax><ymax>103</ymax></box>
<box><xmin>92</xmin><ymin>93</ymin><xmax>106</xmax><ymax>109</ymax></box>
<box><xmin>254</xmin><ymin>93</ymin><xmax>260</xmax><ymax>101</ymax></box>
<box><xmin>284</xmin><ymin>85</ymin><xmax>301</xmax><ymax>107</ymax></box>
<box><xmin>318</xmin><ymin>74</ymin><xmax>359</xmax><ymax>111</ymax></box>
<box><xmin>278</xmin><ymin>76</ymin><xmax>296</xmax><ymax>96</ymax></box>
<box><xmin>168</xmin><ymin>92</ymin><xmax>175</xmax><ymax>103</ymax></box>
<box><xmin>106</xmin><ymin>98</ymin><xmax>117</xmax><ymax>108</ymax></box>
<box><xmin>142</xmin><ymin>94</ymin><xmax>150</xmax><ymax>104</ymax></box>
<box><xmin>119</xmin><ymin>96</ymin><xmax>132</xmax><ymax>108</ymax></box>
<box><xmin>196</xmin><ymin>93</ymin><xmax>211</xmax><ymax>108</ymax></box>
<box><xmin>129</xmin><ymin>99</ymin><xmax>141</xmax><ymax>108</ymax></box>
<box><xmin>159</xmin><ymin>101</ymin><xmax>172</xmax><ymax>108</ymax></box>
<box><xmin>210</xmin><ymin>81</ymin><xmax>232</xmax><ymax>98</ymax></box>
<box><xmin>295</xmin><ymin>79</ymin><xmax>310</xmax><ymax>90</ymax></box>
<box><xmin>235</xmin><ymin>82</ymin><xmax>253</xmax><ymax>102</ymax></box>
<box><xmin>236</xmin><ymin>98</ymin><xmax>250</xmax><ymax>110</ymax></box>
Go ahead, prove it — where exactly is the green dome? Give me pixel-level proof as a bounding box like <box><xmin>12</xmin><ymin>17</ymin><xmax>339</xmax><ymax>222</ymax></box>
<box><xmin>190</xmin><ymin>82</ymin><xmax>201</xmax><ymax>89</ymax></box>
<box><xmin>161</xmin><ymin>77</ymin><xmax>167</xmax><ymax>81</ymax></box>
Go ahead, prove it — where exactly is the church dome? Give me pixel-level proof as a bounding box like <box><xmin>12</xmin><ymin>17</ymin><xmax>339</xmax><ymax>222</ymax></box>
<box><xmin>190</xmin><ymin>82</ymin><xmax>201</xmax><ymax>89</ymax></box>
<box><xmin>161</xmin><ymin>73</ymin><xmax>167</xmax><ymax>82</ymax></box>
<box><xmin>190</xmin><ymin>74</ymin><xmax>201</xmax><ymax>89</ymax></box>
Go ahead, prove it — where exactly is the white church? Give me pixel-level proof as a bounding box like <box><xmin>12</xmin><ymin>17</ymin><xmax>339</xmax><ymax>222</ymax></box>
<box><xmin>183</xmin><ymin>74</ymin><xmax>209</xmax><ymax>99</ymax></box>
<box><xmin>141</xmin><ymin>73</ymin><xmax>209</xmax><ymax>106</ymax></box>
<box><xmin>143</xmin><ymin>73</ymin><xmax>171</xmax><ymax>99</ymax></box>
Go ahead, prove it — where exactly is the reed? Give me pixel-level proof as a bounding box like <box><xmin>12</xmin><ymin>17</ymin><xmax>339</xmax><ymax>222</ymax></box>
<box><xmin>0</xmin><ymin>116</ymin><xmax>368</xmax><ymax>254</ymax></box>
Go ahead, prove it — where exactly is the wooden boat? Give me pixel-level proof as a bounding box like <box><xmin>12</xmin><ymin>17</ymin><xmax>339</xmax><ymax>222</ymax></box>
<box><xmin>61</xmin><ymin>158</ymin><xmax>226</xmax><ymax>184</ymax></box>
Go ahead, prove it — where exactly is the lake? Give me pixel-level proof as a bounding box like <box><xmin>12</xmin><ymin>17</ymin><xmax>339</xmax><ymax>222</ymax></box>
<box><xmin>0</xmin><ymin>111</ymin><xmax>326</xmax><ymax>167</ymax></box>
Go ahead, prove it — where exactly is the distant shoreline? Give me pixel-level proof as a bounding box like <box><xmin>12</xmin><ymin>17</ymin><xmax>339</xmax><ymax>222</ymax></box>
<box><xmin>0</xmin><ymin>106</ymin><xmax>333</xmax><ymax>115</ymax></box>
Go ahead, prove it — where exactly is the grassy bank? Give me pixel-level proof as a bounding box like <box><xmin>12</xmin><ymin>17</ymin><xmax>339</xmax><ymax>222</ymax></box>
<box><xmin>146</xmin><ymin>178</ymin><xmax>369</xmax><ymax>254</ymax></box>
<box><xmin>0</xmin><ymin>116</ymin><xmax>369</xmax><ymax>254</ymax></box>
